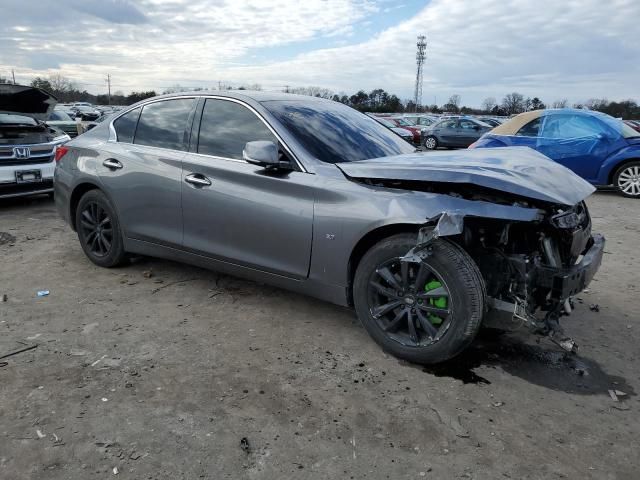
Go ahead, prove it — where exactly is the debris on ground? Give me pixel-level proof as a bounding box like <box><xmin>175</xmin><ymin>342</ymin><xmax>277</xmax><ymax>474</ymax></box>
<box><xmin>36</xmin><ymin>429</ymin><xmax>45</xmax><ymax>439</ymax></box>
<box><xmin>0</xmin><ymin>344</ymin><xmax>38</xmax><ymax>365</ymax></box>
<box><xmin>2</xmin><ymin>293</ymin><xmax>7</xmax><ymax>302</ymax></box>
<box><xmin>608</xmin><ymin>390</ymin><xmax>619</xmax><ymax>401</ymax></box>
<box><xmin>36</xmin><ymin>290</ymin><xmax>49</xmax><ymax>297</ymax></box>
<box><xmin>143</xmin><ymin>270</ymin><xmax>153</xmax><ymax>278</ymax></box>
<box><xmin>112</xmin><ymin>467</ymin><xmax>119</xmax><ymax>475</ymax></box>
<box><xmin>589</xmin><ymin>304</ymin><xmax>600</xmax><ymax>312</ymax></box>
<box><xmin>240</xmin><ymin>437</ymin><xmax>250</xmax><ymax>453</ymax></box>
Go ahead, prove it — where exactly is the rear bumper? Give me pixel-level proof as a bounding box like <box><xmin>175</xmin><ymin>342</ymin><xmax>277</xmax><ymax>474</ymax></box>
<box><xmin>0</xmin><ymin>161</ymin><xmax>55</xmax><ymax>199</ymax></box>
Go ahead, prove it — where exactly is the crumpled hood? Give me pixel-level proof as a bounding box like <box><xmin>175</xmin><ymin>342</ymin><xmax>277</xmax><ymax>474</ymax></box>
<box><xmin>0</xmin><ymin>84</ymin><xmax>58</xmax><ymax>121</ymax></box>
<box><xmin>337</xmin><ymin>146</ymin><xmax>595</xmax><ymax>206</ymax></box>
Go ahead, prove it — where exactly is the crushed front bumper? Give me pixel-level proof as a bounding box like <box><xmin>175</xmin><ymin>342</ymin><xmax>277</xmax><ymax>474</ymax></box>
<box><xmin>486</xmin><ymin>234</ymin><xmax>605</xmax><ymax>351</ymax></box>
<box><xmin>534</xmin><ymin>234</ymin><xmax>605</xmax><ymax>300</ymax></box>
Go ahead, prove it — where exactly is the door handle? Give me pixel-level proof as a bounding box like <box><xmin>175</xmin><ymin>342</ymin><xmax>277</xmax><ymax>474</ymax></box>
<box><xmin>185</xmin><ymin>173</ymin><xmax>212</xmax><ymax>187</ymax></box>
<box><xmin>103</xmin><ymin>158</ymin><xmax>123</xmax><ymax>170</ymax></box>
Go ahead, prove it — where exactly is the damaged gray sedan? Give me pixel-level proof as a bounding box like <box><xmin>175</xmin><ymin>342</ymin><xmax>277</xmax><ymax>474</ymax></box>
<box><xmin>54</xmin><ymin>91</ymin><xmax>604</xmax><ymax>363</ymax></box>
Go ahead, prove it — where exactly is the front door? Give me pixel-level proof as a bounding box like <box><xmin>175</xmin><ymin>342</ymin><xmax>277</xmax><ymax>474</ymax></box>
<box><xmin>181</xmin><ymin>98</ymin><xmax>314</xmax><ymax>279</ymax></box>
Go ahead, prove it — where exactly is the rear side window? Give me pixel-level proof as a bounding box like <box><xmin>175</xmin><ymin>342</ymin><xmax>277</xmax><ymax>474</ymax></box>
<box><xmin>113</xmin><ymin>107</ymin><xmax>141</xmax><ymax>143</ymax></box>
<box><xmin>437</xmin><ymin>119</ymin><xmax>457</xmax><ymax>129</ymax></box>
<box><xmin>516</xmin><ymin>118</ymin><xmax>541</xmax><ymax>137</ymax></box>
<box><xmin>197</xmin><ymin>99</ymin><xmax>276</xmax><ymax>160</ymax></box>
<box><xmin>134</xmin><ymin>99</ymin><xmax>195</xmax><ymax>151</ymax></box>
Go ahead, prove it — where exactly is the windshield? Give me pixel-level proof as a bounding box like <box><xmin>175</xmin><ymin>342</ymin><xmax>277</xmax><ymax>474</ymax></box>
<box><xmin>50</xmin><ymin>111</ymin><xmax>73</xmax><ymax>121</ymax></box>
<box><xmin>0</xmin><ymin>114</ymin><xmax>38</xmax><ymax>125</ymax></box>
<box><xmin>392</xmin><ymin>118</ymin><xmax>412</xmax><ymax>126</ymax></box>
<box><xmin>264</xmin><ymin>100</ymin><xmax>415</xmax><ymax>163</ymax></box>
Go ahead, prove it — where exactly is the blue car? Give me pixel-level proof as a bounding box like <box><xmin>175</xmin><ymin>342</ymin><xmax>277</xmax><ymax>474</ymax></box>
<box><xmin>470</xmin><ymin>109</ymin><xmax>640</xmax><ymax>198</ymax></box>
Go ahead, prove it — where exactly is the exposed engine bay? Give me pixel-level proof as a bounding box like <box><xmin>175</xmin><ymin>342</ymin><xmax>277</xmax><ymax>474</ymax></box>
<box><xmin>402</xmin><ymin>199</ymin><xmax>605</xmax><ymax>352</ymax></box>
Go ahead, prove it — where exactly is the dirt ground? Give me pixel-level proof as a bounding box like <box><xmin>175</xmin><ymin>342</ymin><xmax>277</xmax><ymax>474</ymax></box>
<box><xmin>1</xmin><ymin>191</ymin><xmax>638</xmax><ymax>480</ymax></box>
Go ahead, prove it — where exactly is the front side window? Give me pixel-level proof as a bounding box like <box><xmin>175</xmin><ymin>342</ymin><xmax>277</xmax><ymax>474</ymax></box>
<box><xmin>133</xmin><ymin>99</ymin><xmax>195</xmax><ymax>150</ymax></box>
<box><xmin>540</xmin><ymin>114</ymin><xmax>603</xmax><ymax>139</ymax></box>
<box><xmin>459</xmin><ymin>119</ymin><xmax>477</xmax><ymax>130</ymax></box>
<box><xmin>113</xmin><ymin>107</ymin><xmax>141</xmax><ymax>143</ymax></box>
<box><xmin>197</xmin><ymin>99</ymin><xmax>277</xmax><ymax>159</ymax></box>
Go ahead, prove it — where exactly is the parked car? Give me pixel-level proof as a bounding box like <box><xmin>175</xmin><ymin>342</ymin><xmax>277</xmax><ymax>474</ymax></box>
<box><xmin>623</xmin><ymin>119</ymin><xmax>640</xmax><ymax>133</ymax></box>
<box><xmin>422</xmin><ymin>117</ymin><xmax>492</xmax><ymax>149</ymax></box>
<box><xmin>372</xmin><ymin>117</ymin><xmax>415</xmax><ymax>143</ymax></box>
<box><xmin>46</xmin><ymin>110</ymin><xmax>80</xmax><ymax>138</ymax></box>
<box><xmin>71</xmin><ymin>105</ymin><xmax>101</xmax><ymax>121</ymax></box>
<box><xmin>386</xmin><ymin>117</ymin><xmax>422</xmax><ymax>145</ymax></box>
<box><xmin>470</xmin><ymin>109</ymin><xmax>640</xmax><ymax>198</ymax></box>
<box><xmin>477</xmin><ymin>117</ymin><xmax>502</xmax><ymax>127</ymax></box>
<box><xmin>0</xmin><ymin>84</ymin><xmax>71</xmax><ymax>199</ymax></box>
<box><xmin>403</xmin><ymin>115</ymin><xmax>438</xmax><ymax>127</ymax></box>
<box><xmin>55</xmin><ymin>91</ymin><xmax>603</xmax><ymax>363</ymax></box>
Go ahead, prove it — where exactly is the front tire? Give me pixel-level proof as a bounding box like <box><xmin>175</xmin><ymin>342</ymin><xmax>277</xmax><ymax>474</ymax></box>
<box><xmin>423</xmin><ymin>135</ymin><xmax>438</xmax><ymax>150</ymax></box>
<box><xmin>75</xmin><ymin>190</ymin><xmax>127</xmax><ymax>267</ymax></box>
<box><xmin>614</xmin><ymin>162</ymin><xmax>640</xmax><ymax>198</ymax></box>
<box><xmin>353</xmin><ymin>234</ymin><xmax>485</xmax><ymax>364</ymax></box>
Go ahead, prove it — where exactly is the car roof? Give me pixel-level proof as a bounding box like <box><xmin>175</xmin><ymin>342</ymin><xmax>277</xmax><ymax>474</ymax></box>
<box><xmin>148</xmin><ymin>90</ymin><xmax>332</xmax><ymax>104</ymax></box>
<box><xmin>491</xmin><ymin>108</ymin><xmax>614</xmax><ymax>135</ymax></box>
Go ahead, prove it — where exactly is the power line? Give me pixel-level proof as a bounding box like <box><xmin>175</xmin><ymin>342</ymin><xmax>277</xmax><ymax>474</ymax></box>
<box><xmin>414</xmin><ymin>34</ymin><xmax>427</xmax><ymax>112</ymax></box>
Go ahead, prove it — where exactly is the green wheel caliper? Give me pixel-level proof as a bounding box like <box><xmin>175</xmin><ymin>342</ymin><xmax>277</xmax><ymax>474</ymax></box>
<box><xmin>424</xmin><ymin>279</ymin><xmax>447</xmax><ymax>325</ymax></box>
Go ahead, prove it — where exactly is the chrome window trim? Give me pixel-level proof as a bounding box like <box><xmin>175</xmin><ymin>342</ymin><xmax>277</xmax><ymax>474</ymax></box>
<box><xmin>108</xmin><ymin>95</ymin><xmax>307</xmax><ymax>173</ymax></box>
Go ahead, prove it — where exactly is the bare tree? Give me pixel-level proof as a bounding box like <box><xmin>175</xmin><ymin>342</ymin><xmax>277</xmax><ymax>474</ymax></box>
<box><xmin>481</xmin><ymin>97</ymin><xmax>497</xmax><ymax>113</ymax></box>
<box><xmin>448</xmin><ymin>94</ymin><xmax>461</xmax><ymax>109</ymax></box>
<box><xmin>48</xmin><ymin>73</ymin><xmax>77</xmax><ymax>93</ymax></box>
<box><xmin>551</xmin><ymin>99</ymin><xmax>568</xmax><ymax>109</ymax></box>
<box><xmin>289</xmin><ymin>86</ymin><xmax>334</xmax><ymax>99</ymax></box>
<box><xmin>501</xmin><ymin>92</ymin><xmax>526</xmax><ymax>115</ymax></box>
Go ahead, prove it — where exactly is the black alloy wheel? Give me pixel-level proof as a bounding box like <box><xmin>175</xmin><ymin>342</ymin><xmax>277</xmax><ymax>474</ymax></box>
<box><xmin>367</xmin><ymin>258</ymin><xmax>451</xmax><ymax>347</ymax></box>
<box><xmin>79</xmin><ymin>202</ymin><xmax>113</xmax><ymax>257</ymax></box>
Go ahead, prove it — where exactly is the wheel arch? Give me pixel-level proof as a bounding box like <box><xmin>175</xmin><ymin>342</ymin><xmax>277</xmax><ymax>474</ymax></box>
<box><xmin>347</xmin><ymin>223</ymin><xmax>420</xmax><ymax>305</ymax></box>
<box><xmin>607</xmin><ymin>157</ymin><xmax>640</xmax><ymax>185</ymax></box>
<box><xmin>68</xmin><ymin>182</ymin><xmax>102</xmax><ymax>231</ymax></box>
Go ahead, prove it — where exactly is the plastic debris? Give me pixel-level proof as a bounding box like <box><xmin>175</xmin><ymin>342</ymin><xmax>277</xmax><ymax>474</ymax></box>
<box><xmin>589</xmin><ymin>304</ymin><xmax>599</xmax><ymax>312</ymax></box>
<box><xmin>240</xmin><ymin>437</ymin><xmax>250</xmax><ymax>453</ymax></box>
<box><xmin>36</xmin><ymin>290</ymin><xmax>49</xmax><ymax>297</ymax></box>
<box><xmin>36</xmin><ymin>429</ymin><xmax>45</xmax><ymax>439</ymax></box>
<box><xmin>113</xmin><ymin>467</ymin><xmax>119</xmax><ymax>475</ymax></box>
<box><xmin>608</xmin><ymin>390</ymin><xmax>619</xmax><ymax>402</ymax></box>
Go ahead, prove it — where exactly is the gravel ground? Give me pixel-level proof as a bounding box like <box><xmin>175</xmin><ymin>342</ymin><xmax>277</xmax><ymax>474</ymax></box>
<box><xmin>1</xmin><ymin>191</ymin><xmax>638</xmax><ymax>480</ymax></box>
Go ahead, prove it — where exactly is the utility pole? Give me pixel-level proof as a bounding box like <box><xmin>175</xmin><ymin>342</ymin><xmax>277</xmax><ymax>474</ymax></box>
<box><xmin>413</xmin><ymin>35</ymin><xmax>427</xmax><ymax>113</ymax></box>
<box><xmin>284</xmin><ymin>85</ymin><xmax>290</xmax><ymax>93</ymax></box>
<box><xmin>12</xmin><ymin>69</ymin><xmax>16</xmax><ymax>84</ymax></box>
<box><xmin>105</xmin><ymin>74</ymin><xmax>111</xmax><ymax>105</ymax></box>
<box><xmin>218</xmin><ymin>80</ymin><xmax>222</xmax><ymax>91</ymax></box>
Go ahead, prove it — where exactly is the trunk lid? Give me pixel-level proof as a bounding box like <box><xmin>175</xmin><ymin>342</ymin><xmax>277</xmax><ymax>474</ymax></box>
<box><xmin>337</xmin><ymin>147</ymin><xmax>595</xmax><ymax>206</ymax></box>
<box><xmin>0</xmin><ymin>84</ymin><xmax>58</xmax><ymax>121</ymax></box>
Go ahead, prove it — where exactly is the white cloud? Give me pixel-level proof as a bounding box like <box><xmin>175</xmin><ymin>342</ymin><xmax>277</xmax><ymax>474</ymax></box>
<box><xmin>1</xmin><ymin>0</ymin><xmax>638</xmax><ymax>106</ymax></box>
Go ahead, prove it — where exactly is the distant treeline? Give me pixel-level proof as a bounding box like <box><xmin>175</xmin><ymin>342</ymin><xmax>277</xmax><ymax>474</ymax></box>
<box><xmin>1</xmin><ymin>74</ymin><xmax>637</xmax><ymax>119</ymax></box>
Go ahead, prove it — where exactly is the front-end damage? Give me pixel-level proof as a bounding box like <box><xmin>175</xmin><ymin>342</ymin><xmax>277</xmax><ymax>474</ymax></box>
<box><xmin>404</xmin><ymin>204</ymin><xmax>605</xmax><ymax>352</ymax></box>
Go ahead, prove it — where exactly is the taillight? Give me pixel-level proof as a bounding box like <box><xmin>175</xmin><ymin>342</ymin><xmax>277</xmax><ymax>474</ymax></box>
<box><xmin>55</xmin><ymin>146</ymin><xmax>69</xmax><ymax>162</ymax></box>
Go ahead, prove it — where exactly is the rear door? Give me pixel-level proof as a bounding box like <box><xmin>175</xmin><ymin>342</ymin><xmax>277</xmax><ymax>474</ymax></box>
<box><xmin>433</xmin><ymin>119</ymin><xmax>458</xmax><ymax>146</ymax></box>
<box><xmin>457</xmin><ymin>119</ymin><xmax>481</xmax><ymax>147</ymax></box>
<box><xmin>96</xmin><ymin>98</ymin><xmax>196</xmax><ymax>248</ymax></box>
<box><xmin>181</xmin><ymin>97</ymin><xmax>314</xmax><ymax>279</ymax></box>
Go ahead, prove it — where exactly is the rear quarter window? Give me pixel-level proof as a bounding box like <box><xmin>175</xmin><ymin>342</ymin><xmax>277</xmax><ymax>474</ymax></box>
<box><xmin>113</xmin><ymin>107</ymin><xmax>141</xmax><ymax>143</ymax></box>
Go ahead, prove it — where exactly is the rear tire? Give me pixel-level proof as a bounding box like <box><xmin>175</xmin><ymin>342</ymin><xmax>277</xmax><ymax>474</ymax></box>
<box><xmin>423</xmin><ymin>136</ymin><xmax>438</xmax><ymax>150</ymax></box>
<box><xmin>75</xmin><ymin>190</ymin><xmax>127</xmax><ymax>267</ymax></box>
<box><xmin>353</xmin><ymin>234</ymin><xmax>485</xmax><ymax>364</ymax></box>
<box><xmin>614</xmin><ymin>161</ymin><xmax>640</xmax><ymax>198</ymax></box>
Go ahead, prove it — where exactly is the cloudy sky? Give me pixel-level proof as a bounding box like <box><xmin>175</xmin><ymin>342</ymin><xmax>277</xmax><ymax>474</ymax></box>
<box><xmin>1</xmin><ymin>0</ymin><xmax>638</xmax><ymax>107</ymax></box>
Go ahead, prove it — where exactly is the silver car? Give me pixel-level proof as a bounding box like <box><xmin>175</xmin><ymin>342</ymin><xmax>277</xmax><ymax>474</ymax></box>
<box><xmin>54</xmin><ymin>91</ymin><xmax>604</xmax><ymax>363</ymax></box>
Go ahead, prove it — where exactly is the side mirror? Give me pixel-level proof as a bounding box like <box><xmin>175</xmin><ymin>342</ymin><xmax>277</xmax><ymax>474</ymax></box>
<box><xmin>243</xmin><ymin>141</ymin><xmax>290</xmax><ymax>169</ymax></box>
